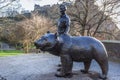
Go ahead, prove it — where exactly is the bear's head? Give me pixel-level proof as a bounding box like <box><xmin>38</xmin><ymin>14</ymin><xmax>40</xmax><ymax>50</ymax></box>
<box><xmin>34</xmin><ymin>32</ymin><xmax>57</xmax><ymax>51</ymax></box>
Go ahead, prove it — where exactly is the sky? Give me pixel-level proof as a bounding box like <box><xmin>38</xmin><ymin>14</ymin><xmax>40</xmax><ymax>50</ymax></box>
<box><xmin>20</xmin><ymin>0</ymin><xmax>60</xmax><ymax>11</ymax></box>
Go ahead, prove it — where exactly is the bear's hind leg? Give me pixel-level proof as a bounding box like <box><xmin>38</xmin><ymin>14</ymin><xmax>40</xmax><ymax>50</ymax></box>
<box><xmin>81</xmin><ymin>60</ymin><xmax>92</xmax><ymax>74</ymax></box>
<box><xmin>95</xmin><ymin>58</ymin><xmax>108</xmax><ymax>79</ymax></box>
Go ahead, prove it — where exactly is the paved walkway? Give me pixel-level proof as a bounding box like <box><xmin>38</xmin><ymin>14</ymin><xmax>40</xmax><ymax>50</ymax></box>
<box><xmin>0</xmin><ymin>53</ymin><xmax>120</xmax><ymax>80</ymax></box>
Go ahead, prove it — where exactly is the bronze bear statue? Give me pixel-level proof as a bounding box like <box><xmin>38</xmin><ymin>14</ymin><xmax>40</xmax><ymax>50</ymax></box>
<box><xmin>34</xmin><ymin>32</ymin><xmax>108</xmax><ymax>79</ymax></box>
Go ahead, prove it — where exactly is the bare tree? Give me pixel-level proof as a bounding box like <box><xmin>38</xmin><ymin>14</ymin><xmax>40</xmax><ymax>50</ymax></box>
<box><xmin>67</xmin><ymin>0</ymin><xmax>120</xmax><ymax>40</ymax></box>
<box><xmin>0</xmin><ymin>0</ymin><xmax>17</xmax><ymax>10</ymax></box>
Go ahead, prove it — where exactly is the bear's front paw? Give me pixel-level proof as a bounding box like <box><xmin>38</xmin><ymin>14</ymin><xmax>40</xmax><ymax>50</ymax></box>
<box><xmin>57</xmin><ymin>68</ymin><xmax>62</xmax><ymax>71</ymax></box>
<box><xmin>57</xmin><ymin>64</ymin><xmax>62</xmax><ymax>67</ymax></box>
<box><xmin>55</xmin><ymin>72</ymin><xmax>73</xmax><ymax>78</ymax></box>
<box><xmin>80</xmin><ymin>69</ymin><xmax>88</xmax><ymax>74</ymax></box>
<box><xmin>99</xmin><ymin>74</ymin><xmax>107</xmax><ymax>80</ymax></box>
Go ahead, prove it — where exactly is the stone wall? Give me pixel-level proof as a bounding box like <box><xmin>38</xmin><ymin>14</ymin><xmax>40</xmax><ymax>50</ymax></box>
<box><xmin>102</xmin><ymin>40</ymin><xmax>120</xmax><ymax>59</ymax></box>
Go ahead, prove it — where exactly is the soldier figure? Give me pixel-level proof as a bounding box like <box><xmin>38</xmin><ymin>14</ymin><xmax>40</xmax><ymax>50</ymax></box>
<box><xmin>56</xmin><ymin>4</ymin><xmax>71</xmax><ymax>76</ymax></box>
<box><xmin>57</xmin><ymin>4</ymin><xmax>71</xmax><ymax>35</ymax></box>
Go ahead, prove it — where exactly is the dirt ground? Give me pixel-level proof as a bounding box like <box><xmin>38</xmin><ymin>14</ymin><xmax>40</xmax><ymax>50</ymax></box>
<box><xmin>0</xmin><ymin>53</ymin><xmax>120</xmax><ymax>80</ymax></box>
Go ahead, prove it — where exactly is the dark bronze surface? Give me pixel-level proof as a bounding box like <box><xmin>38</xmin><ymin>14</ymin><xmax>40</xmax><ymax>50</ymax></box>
<box><xmin>57</xmin><ymin>4</ymin><xmax>70</xmax><ymax>35</ymax></box>
<box><xmin>34</xmin><ymin>33</ymin><xmax>108</xmax><ymax>79</ymax></box>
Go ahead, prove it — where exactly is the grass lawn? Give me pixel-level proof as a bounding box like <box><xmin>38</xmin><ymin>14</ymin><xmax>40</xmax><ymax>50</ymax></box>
<box><xmin>0</xmin><ymin>50</ymin><xmax>23</xmax><ymax>57</ymax></box>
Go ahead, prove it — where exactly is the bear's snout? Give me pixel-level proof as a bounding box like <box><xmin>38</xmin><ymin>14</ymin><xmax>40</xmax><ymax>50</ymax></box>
<box><xmin>34</xmin><ymin>42</ymin><xmax>37</xmax><ymax>46</ymax></box>
<box><xmin>34</xmin><ymin>42</ymin><xmax>41</xmax><ymax>49</ymax></box>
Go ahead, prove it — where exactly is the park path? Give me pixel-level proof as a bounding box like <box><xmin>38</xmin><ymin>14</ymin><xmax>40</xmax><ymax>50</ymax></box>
<box><xmin>0</xmin><ymin>53</ymin><xmax>120</xmax><ymax>80</ymax></box>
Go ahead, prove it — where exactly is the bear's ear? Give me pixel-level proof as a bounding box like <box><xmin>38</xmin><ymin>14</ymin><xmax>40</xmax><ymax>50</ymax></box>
<box><xmin>47</xmin><ymin>31</ymin><xmax>50</xmax><ymax>34</ymax></box>
<box><xmin>55</xmin><ymin>32</ymin><xmax>57</xmax><ymax>39</ymax></box>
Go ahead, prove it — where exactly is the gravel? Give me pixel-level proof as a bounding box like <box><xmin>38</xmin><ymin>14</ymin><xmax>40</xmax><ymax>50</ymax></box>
<box><xmin>0</xmin><ymin>53</ymin><xmax>120</xmax><ymax>80</ymax></box>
